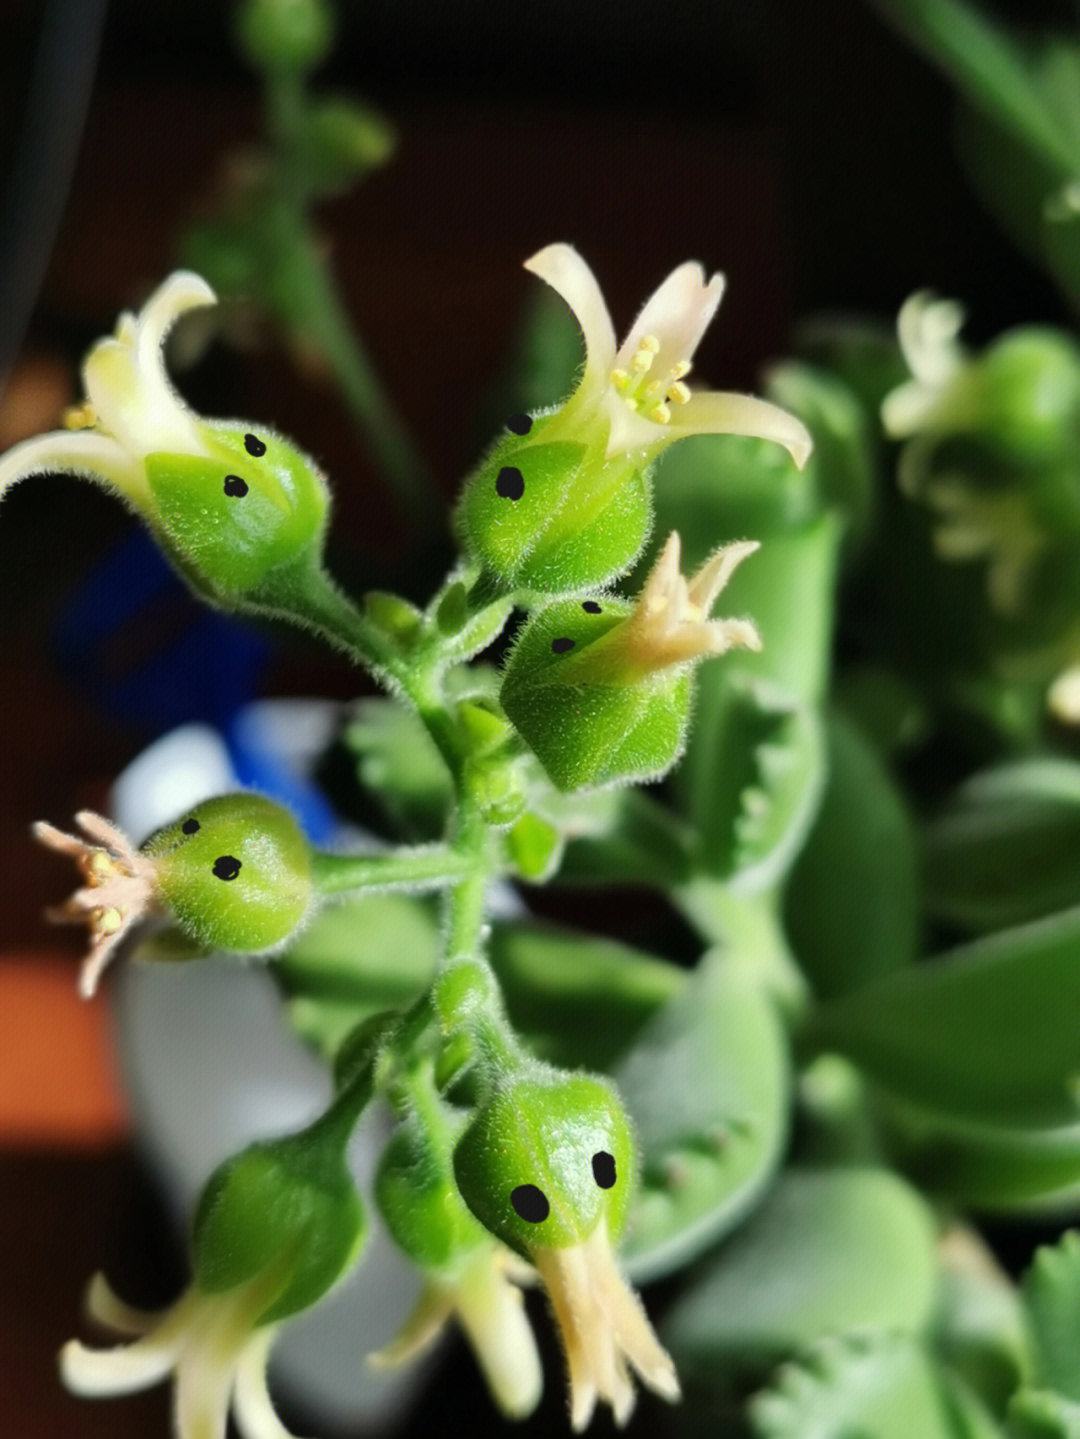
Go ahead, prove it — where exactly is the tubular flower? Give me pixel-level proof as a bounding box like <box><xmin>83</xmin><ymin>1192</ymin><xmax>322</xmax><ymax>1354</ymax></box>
<box><xmin>0</xmin><ymin>272</ymin><xmax>330</xmax><ymax>607</ymax></box>
<box><xmin>61</xmin><ymin>1272</ymin><xmax>299</xmax><ymax>1439</ymax></box>
<box><xmin>535</xmin><ymin>1219</ymin><xmax>680</xmax><ymax>1432</ymax></box>
<box><xmin>33</xmin><ymin>812</ymin><xmax>161</xmax><ymax>999</ymax></box>
<box><xmin>526</xmin><ymin>242</ymin><xmax>812</xmax><ymax>466</ymax></box>
<box><xmin>369</xmin><ymin>1242</ymin><xmax>543</xmax><ymax>1420</ymax></box>
<box><xmin>453</xmin><ymin>1073</ymin><xmax>680</xmax><ymax>1428</ymax></box>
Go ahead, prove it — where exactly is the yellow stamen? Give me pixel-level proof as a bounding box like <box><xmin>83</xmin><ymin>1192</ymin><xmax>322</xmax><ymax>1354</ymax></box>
<box><xmin>610</xmin><ymin>369</ymin><xmax>631</xmax><ymax>392</ymax></box>
<box><xmin>96</xmin><ymin>907</ymin><xmax>123</xmax><ymax>934</ymax></box>
<box><xmin>668</xmin><ymin>360</ymin><xmax>691</xmax><ymax>381</ymax></box>
<box><xmin>648</xmin><ymin>402</ymin><xmax>671</xmax><ymax>424</ymax></box>
<box><xmin>667</xmin><ymin>380</ymin><xmax>691</xmax><ymax>404</ymax></box>
<box><xmin>63</xmin><ymin>402</ymin><xmax>97</xmax><ymax>430</ymax></box>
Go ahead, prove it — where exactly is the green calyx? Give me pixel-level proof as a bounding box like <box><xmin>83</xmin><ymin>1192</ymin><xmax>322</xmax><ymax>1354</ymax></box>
<box><xmin>192</xmin><ymin>1113</ymin><xmax>366</xmax><ymax>1324</ymax></box>
<box><xmin>145</xmin><ymin>420</ymin><xmax>329</xmax><ymax>607</ymax></box>
<box><xmin>457</xmin><ymin>417</ymin><xmax>652</xmax><ymax>596</ymax></box>
<box><xmin>376</xmin><ymin>1105</ymin><xmax>491</xmax><ymax>1272</ymax></box>
<box><xmin>453</xmin><ymin>1070</ymin><xmax>636</xmax><ymax>1257</ymax></box>
<box><xmin>145</xmin><ymin>792</ymin><xmax>313</xmax><ymax>952</ymax></box>
<box><xmin>501</xmin><ymin>599</ymin><xmax>693</xmax><ymax>790</ymax></box>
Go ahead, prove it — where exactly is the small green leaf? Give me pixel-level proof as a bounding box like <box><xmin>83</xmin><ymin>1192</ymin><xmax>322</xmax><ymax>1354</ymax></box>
<box><xmin>677</xmin><ymin>674</ymin><xmax>827</xmax><ymax>889</ymax></box>
<box><xmin>804</xmin><ymin>908</ymin><xmax>1080</xmax><ymax>1128</ymax></box>
<box><xmin>343</xmin><ymin>698</ymin><xmax>453</xmax><ymax>841</ymax></box>
<box><xmin>786</xmin><ymin>712</ymin><xmax>918</xmax><ymax>999</ymax></box>
<box><xmin>751</xmin><ymin>1337</ymin><xmax>1002</xmax><ymax>1439</ymax></box>
<box><xmin>1022</xmin><ymin>1232</ymin><xmax>1080</xmax><ymax>1404</ymax></box>
<box><xmin>615</xmin><ymin>953</ymin><xmax>790</xmax><ymax>1283</ymax></box>
<box><xmin>923</xmin><ymin>759</ymin><xmax>1080</xmax><ymax>933</ymax></box>
<box><xmin>661</xmin><ymin>1168</ymin><xmax>938</xmax><ymax>1377</ymax></box>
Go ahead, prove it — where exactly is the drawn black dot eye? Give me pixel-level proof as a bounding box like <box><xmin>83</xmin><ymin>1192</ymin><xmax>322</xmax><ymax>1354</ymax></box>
<box><xmin>592</xmin><ymin>1151</ymin><xmax>617</xmax><ymax>1189</ymax></box>
<box><xmin>212</xmin><ymin>855</ymin><xmax>242</xmax><ymax>881</ymax></box>
<box><xmin>551</xmin><ymin>636</ymin><xmax>575</xmax><ymax>654</ymax></box>
<box><xmin>495</xmin><ymin>466</ymin><xmax>525</xmax><ymax>501</ymax></box>
<box><xmin>244</xmin><ymin>433</ymin><xmax>267</xmax><ymax>457</ymax></box>
<box><xmin>223</xmin><ymin>475</ymin><xmax>249</xmax><ymax>498</ymax></box>
<box><xmin>506</xmin><ymin>413</ymin><xmax>533</xmax><ymax>435</ymax></box>
<box><xmin>511</xmin><ymin>1184</ymin><xmax>550</xmax><ymax>1222</ymax></box>
<box><xmin>181</xmin><ymin>818</ymin><xmax>200</xmax><ymax>835</ymax></box>
<box><xmin>582</xmin><ymin>600</ymin><xmax>602</xmax><ymax>614</ymax></box>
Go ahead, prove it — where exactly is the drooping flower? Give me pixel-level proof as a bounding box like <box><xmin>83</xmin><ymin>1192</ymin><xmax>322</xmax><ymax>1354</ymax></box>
<box><xmin>534</xmin><ymin>1219</ymin><xmax>680</xmax><ymax>1431</ymax></box>
<box><xmin>369</xmin><ymin>1242</ymin><xmax>544</xmax><ymax>1420</ymax></box>
<box><xmin>33</xmin><ymin>811</ymin><xmax>161</xmax><ymax>999</ymax></box>
<box><xmin>525</xmin><ymin>242</ymin><xmax>812</xmax><ymax>466</ymax></box>
<box><xmin>61</xmin><ymin>1272</ymin><xmax>299</xmax><ymax>1439</ymax></box>
<box><xmin>0</xmin><ymin>273</ymin><xmax>217</xmax><ymax>515</ymax></box>
<box><xmin>0</xmin><ymin>273</ymin><xmax>331</xmax><ymax>608</ymax></box>
<box><xmin>453</xmin><ymin>1071</ymin><xmax>680</xmax><ymax>1428</ymax></box>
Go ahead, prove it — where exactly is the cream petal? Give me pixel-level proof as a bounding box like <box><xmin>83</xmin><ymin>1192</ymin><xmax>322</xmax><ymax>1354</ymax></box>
<box><xmin>524</xmin><ymin>244</ymin><xmax>617</xmax><ymax>379</ymax></box>
<box><xmin>619</xmin><ymin>262</ymin><xmax>725</xmax><ymax>372</ymax></box>
<box><xmin>85</xmin><ymin>1272</ymin><xmax>156</xmax><ymax>1336</ymax></box>
<box><xmin>587</xmin><ymin>1234</ymin><xmax>680</xmax><ymax>1404</ymax></box>
<box><xmin>0</xmin><ymin>429</ymin><xmax>148</xmax><ymax>509</ymax></box>
<box><xmin>233</xmin><ymin>1330</ymin><xmax>306</xmax><ymax>1439</ymax></box>
<box><xmin>455</xmin><ymin>1263</ymin><xmax>544</xmax><ymax>1420</ymax></box>
<box><xmin>674</xmin><ymin>389</ymin><xmax>813</xmax><ymax>468</ymax></box>
<box><xmin>82</xmin><ymin>272</ymin><xmax>216</xmax><ymax>461</ymax></box>
<box><xmin>60</xmin><ymin>1336</ymin><xmax>178</xmax><ymax>1396</ymax></box>
<box><xmin>367</xmin><ymin>1286</ymin><xmax>455</xmax><ymax>1367</ymax></box>
<box><xmin>687</xmin><ymin>539</ymin><xmax>759</xmax><ymax>613</ymax></box>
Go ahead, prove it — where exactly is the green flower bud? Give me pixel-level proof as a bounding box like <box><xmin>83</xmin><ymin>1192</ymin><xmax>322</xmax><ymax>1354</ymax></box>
<box><xmin>453</xmin><ymin>1071</ymin><xmax>635</xmax><ymax>1258</ymax></box>
<box><xmin>193</xmin><ymin>1119</ymin><xmax>366</xmax><ymax>1324</ymax></box>
<box><xmin>0</xmin><ymin>273</ymin><xmax>332</xmax><ymax>613</ymax></box>
<box><xmin>295</xmin><ymin>98</ymin><xmax>396</xmax><ymax>198</ymax></box>
<box><xmin>234</xmin><ymin>0</ymin><xmax>334</xmax><ymax>73</ymax></box>
<box><xmin>500</xmin><ymin>532</ymin><xmax>760</xmax><ymax>790</ymax></box>
<box><xmin>376</xmin><ymin>1110</ymin><xmax>489</xmax><ymax>1271</ymax></box>
<box><xmin>457</xmin><ymin>418</ymin><xmax>649</xmax><ymax>597</ymax></box>
<box><xmin>144</xmin><ymin>793</ymin><xmax>313</xmax><ymax>952</ymax></box>
<box><xmin>974</xmin><ymin>328</ymin><xmax>1080</xmax><ymax>464</ymax></box>
<box><xmin>458</xmin><ymin>243</ymin><xmax>810</xmax><ymax>600</ymax></box>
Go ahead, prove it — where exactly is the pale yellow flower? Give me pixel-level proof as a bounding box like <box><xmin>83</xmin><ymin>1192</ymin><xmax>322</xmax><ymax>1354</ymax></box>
<box><xmin>525</xmin><ymin>243</ymin><xmax>812</xmax><ymax>467</ymax></box>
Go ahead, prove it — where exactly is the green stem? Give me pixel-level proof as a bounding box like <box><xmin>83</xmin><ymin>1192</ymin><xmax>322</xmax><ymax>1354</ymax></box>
<box><xmin>444</xmin><ymin>801</ymin><xmax>492</xmax><ymax>967</ymax></box>
<box><xmin>271</xmin><ymin>228</ymin><xmax>439</xmax><ymax>527</ymax></box>
<box><xmin>311</xmin><ymin>844</ymin><xmax>475</xmax><ymax>895</ymax></box>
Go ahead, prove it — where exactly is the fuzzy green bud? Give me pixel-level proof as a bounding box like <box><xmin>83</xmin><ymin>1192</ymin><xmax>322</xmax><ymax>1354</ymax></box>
<box><xmin>457</xmin><ymin>417</ymin><xmax>651</xmax><ymax>598</ymax></box>
<box><xmin>453</xmin><ymin>1071</ymin><xmax>636</xmax><ymax>1258</ymax></box>
<box><xmin>192</xmin><ymin>1119</ymin><xmax>366</xmax><ymax>1324</ymax></box>
<box><xmin>145</xmin><ymin>793</ymin><xmax>313</xmax><ymax>952</ymax></box>
<box><xmin>973</xmin><ymin>328</ymin><xmax>1080</xmax><ymax>464</ymax></box>
<box><xmin>234</xmin><ymin>0</ymin><xmax>334</xmax><ymax>73</ymax></box>
<box><xmin>500</xmin><ymin>532</ymin><xmax>760</xmax><ymax>790</ymax></box>
<box><xmin>376</xmin><ymin>1110</ymin><xmax>490</xmax><ymax>1271</ymax></box>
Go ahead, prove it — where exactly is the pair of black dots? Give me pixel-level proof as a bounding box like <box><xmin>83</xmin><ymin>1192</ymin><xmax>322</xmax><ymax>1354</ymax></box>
<box><xmin>551</xmin><ymin>600</ymin><xmax>603</xmax><ymax>656</ymax></box>
<box><xmin>223</xmin><ymin>433</ymin><xmax>267</xmax><ymax>498</ymax></box>
<box><xmin>494</xmin><ymin>413</ymin><xmax>533</xmax><ymax>501</ymax></box>
<box><xmin>179</xmin><ymin>817</ymin><xmax>242</xmax><ymax>883</ymax></box>
<box><xmin>510</xmin><ymin>1150</ymin><xmax>617</xmax><ymax>1224</ymax></box>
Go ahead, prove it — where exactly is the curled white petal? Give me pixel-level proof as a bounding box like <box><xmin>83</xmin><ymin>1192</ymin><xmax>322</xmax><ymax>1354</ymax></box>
<box><xmin>61</xmin><ymin>1336</ymin><xmax>180</xmax><ymax>1397</ymax></box>
<box><xmin>0</xmin><ymin>429</ymin><xmax>148</xmax><ymax>508</ymax></box>
<box><xmin>525</xmin><ymin>244</ymin><xmax>617</xmax><ymax>382</ymax></box>
<box><xmin>85</xmin><ymin>1271</ymin><xmax>158</xmax><ymax>1336</ymax></box>
<box><xmin>674</xmin><ymin>390</ymin><xmax>813</xmax><ymax>468</ymax></box>
<box><xmin>233</xmin><ymin>1329</ymin><xmax>307</xmax><ymax>1439</ymax></box>
<box><xmin>619</xmin><ymin>261</ymin><xmax>725</xmax><ymax>376</ymax></box>
<box><xmin>82</xmin><ymin>271</ymin><xmax>216</xmax><ymax>461</ymax></box>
